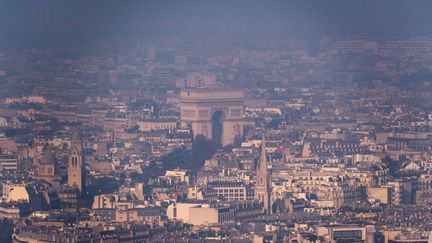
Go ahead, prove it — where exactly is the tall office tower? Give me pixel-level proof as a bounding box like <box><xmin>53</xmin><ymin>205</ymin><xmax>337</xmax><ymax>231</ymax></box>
<box><xmin>67</xmin><ymin>131</ymin><xmax>85</xmax><ymax>195</ymax></box>
<box><xmin>255</xmin><ymin>140</ymin><xmax>272</xmax><ymax>215</ymax></box>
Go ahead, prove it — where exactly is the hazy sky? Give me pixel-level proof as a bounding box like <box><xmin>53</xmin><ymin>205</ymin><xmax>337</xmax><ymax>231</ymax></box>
<box><xmin>1</xmin><ymin>0</ymin><xmax>432</xmax><ymax>48</ymax></box>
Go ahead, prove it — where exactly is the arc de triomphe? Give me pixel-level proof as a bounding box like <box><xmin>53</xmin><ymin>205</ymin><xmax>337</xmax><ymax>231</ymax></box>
<box><xmin>179</xmin><ymin>88</ymin><xmax>244</xmax><ymax>146</ymax></box>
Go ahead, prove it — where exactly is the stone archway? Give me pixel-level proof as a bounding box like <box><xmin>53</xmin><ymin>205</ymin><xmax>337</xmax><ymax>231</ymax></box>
<box><xmin>179</xmin><ymin>89</ymin><xmax>244</xmax><ymax>146</ymax></box>
<box><xmin>211</xmin><ymin>110</ymin><xmax>225</xmax><ymax>147</ymax></box>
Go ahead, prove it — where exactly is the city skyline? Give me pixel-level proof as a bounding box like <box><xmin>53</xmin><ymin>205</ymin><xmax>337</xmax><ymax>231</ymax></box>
<box><xmin>1</xmin><ymin>1</ymin><xmax>432</xmax><ymax>243</ymax></box>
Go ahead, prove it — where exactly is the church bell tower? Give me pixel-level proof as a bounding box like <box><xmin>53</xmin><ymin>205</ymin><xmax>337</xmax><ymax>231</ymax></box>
<box><xmin>67</xmin><ymin>131</ymin><xmax>85</xmax><ymax>195</ymax></box>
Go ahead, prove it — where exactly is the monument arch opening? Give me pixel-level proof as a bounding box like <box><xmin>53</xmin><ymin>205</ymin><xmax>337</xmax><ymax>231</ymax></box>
<box><xmin>211</xmin><ymin>110</ymin><xmax>225</xmax><ymax>147</ymax></box>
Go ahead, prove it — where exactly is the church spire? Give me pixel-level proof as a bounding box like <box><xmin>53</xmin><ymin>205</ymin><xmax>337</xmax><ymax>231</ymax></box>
<box><xmin>255</xmin><ymin>139</ymin><xmax>272</xmax><ymax>215</ymax></box>
<box><xmin>260</xmin><ymin>139</ymin><xmax>266</xmax><ymax>168</ymax></box>
<box><xmin>71</xmin><ymin>130</ymin><xmax>82</xmax><ymax>144</ymax></box>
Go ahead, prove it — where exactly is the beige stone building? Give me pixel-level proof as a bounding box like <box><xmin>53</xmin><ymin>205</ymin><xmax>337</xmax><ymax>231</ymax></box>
<box><xmin>166</xmin><ymin>203</ymin><xmax>234</xmax><ymax>225</ymax></box>
<box><xmin>179</xmin><ymin>88</ymin><xmax>244</xmax><ymax>146</ymax></box>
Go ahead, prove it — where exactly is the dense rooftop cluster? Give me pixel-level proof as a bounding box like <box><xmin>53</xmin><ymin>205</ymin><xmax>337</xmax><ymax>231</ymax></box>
<box><xmin>0</xmin><ymin>36</ymin><xmax>431</xmax><ymax>242</ymax></box>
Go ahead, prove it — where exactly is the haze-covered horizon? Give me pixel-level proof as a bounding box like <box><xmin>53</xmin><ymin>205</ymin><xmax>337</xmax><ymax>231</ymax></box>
<box><xmin>1</xmin><ymin>0</ymin><xmax>432</xmax><ymax>48</ymax></box>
